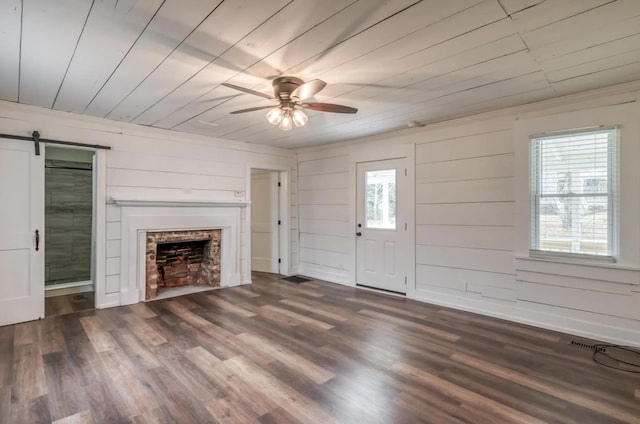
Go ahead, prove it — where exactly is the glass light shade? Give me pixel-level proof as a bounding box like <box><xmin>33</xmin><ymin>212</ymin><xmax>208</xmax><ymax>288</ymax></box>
<box><xmin>292</xmin><ymin>109</ymin><xmax>308</xmax><ymax>127</ymax></box>
<box><xmin>279</xmin><ymin>113</ymin><xmax>293</xmax><ymax>131</ymax></box>
<box><xmin>266</xmin><ymin>107</ymin><xmax>283</xmax><ymax>125</ymax></box>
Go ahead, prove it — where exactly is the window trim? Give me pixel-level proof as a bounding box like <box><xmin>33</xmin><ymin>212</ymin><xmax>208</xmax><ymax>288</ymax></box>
<box><xmin>529</xmin><ymin>126</ymin><xmax>618</xmax><ymax>262</ymax></box>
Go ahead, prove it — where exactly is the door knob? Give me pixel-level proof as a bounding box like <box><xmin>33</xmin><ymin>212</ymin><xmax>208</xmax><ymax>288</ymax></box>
<box><xmin>356</xmin><ymin>231</ymin><xmax>362</xmax><ymax>236</ymax></box>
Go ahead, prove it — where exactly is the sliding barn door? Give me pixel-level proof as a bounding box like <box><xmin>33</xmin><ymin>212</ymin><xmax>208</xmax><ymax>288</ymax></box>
<box><xmin>0</xmin><ymin>139</ymin><xmax>44</xmax><ymax>326</ymax></box>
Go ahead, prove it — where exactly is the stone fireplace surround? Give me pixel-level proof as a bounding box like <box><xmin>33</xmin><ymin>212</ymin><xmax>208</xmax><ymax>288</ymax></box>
<box><xmin>115</xmin><ymin>199</ymin><xmax>247</xmax><ymax>305</ymax></box>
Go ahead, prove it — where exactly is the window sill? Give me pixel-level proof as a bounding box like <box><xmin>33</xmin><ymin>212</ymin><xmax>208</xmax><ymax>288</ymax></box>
<box><xmin>529</xmin><ymin>249</ymin><xmax>615</xmax><ymax>265</ymax></box>
<box><xmin>516</xmin><ymin>254</ymin><xmax>639</xmax><ymax>272</ymax></box>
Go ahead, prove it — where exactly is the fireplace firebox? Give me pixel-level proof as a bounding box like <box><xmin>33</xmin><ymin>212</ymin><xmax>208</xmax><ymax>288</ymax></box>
<box><xmin>145</xmin><ymin>229</ymin><xmax>221</xmax><ymax>299</ymax></box>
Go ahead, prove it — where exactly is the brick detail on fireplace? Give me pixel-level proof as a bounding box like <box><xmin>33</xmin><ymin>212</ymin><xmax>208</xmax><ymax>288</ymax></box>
<box><xmin>146</xmin><ymin>229</ymin><xmax>221</xmax><ymax>299</ymax></box>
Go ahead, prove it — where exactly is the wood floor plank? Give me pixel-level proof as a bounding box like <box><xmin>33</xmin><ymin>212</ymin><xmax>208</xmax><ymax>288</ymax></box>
<box><xmin>391</xmin><ymin>361</ymin><xmax>549</xmax><ymax>424</ymax></box>
<box><xmin>13</xmin><ymin>321</ymin><xmax>40</xmax><ymax>346</ymax></box>
<box><xmin>258</xmin><ymin>304</ymin><xmax>334</xmax><ymax>330</ymax></box>
<box><xmin>52</xmin><ymin>410</ymin><xmax>95</xmax><ymax>424</ymax></box>
<box><xmin>185</xmin><ymin>349</ymin><xmax>277</xmax><ymax>417</ymax></box>
<box><xmin>0</xmin><ymin>385</ymin><xmax>12</xmax><ymax>423</ymax></box>
<box><xmin>84</xmin><ymin>381</ymin><xmax>132</xmax><ymax>422</ymax></box>
<box><xmin>224</xmin><ymin>355</ymin><xmax>338</xmax><ymax>424</ymax></box>
<box><xmin>144</xmin><ymin>366</ymin><xmax>217</xmax><ymax>423</ymax></box>
<box><xmin>236</xmin><ymin>332</ymin><xmax>335</xmax><ymax>384</ymax></box>
<box><xmin>41</xmin><ymin>351</ymin><xmax>89</xmax><ymax>422</ymax></box>
<box><xmin>450</xmin><ymin>352</ymin><xmax>640</xmax><ymax>423</ymax></box>
<box><xmin>122</xmin><ymin>313</ymin><xmax>167</xmax><ymax>347</ymax></box>
<box><xmin>393</xmin><ymin>391</ymin><xmax>466</xmax><ymax>424</ymax></box>
<box><xmin>359</xmin><ymin>308</ymin><xmax>461</xmax><ymax>342</ymax></box>
<box><xmin>56</xmin><ymin>314</ymin><xmax>102</xmax><ymax>371</ymax></box>
<box><xmin>45</xmin><ymin>295</ymin><xmax>73</xmax><ymax>317</ymax></box>
<box><xmin>11</xmin><ymin>342</ymin><xmax>47</xmax><ymax>404</ymax></box>
<box><xmin>39</xmin><ymin>317</ymin><xmax>65</xmax><ymax>355</ymax></box>
<box><xmin>128</xmin><ymin>303</ymin><xmax>158</xmax><ymax>319</ymax></box>
<box><xmin>0</xmin><ymin>325</ymin><xmax>14</xmax><ymax>387</ymax></box>
<box><xmin>279</xmin><ymin>297</ymin><xmax>348</xmax><ymax>322</ymax></box>
<box><xmin>206</xmin><ymin>396</ymin><xmax>261</xmax><ymax>424</ymax></box>
<box><xmin>345</xmin><ymin>296</ymin><xmax>430</xmax><ymax>319</ymax></box>
<box><xmin>131</xmin><ymin>406</ymin><xmax>174</xmax><ymax>424</ymax></box>
<box><xmin>150</xmin><ymin>342</ymin><xmax>224</xmax><ymax>405</ymax></box>
<box><xmin>78</xmin><ymin>315</ymin><xmax>119</xmax><ymax>353</ymax></box>
<box><xmin>258</xmin><ymin>406</ymin><xmax>302</xmax><ymax>424</ymax></box>
<box><xmin>201</xmin><ymin>294</ymin><xmax>256</xmax><ymax>318</ymax></box>
<box><xmin>10</xmin><ymin>394</ymin><xmax>51</xmax><ymax>424</ymax></box>
<box><xmin>2</xmin><ymin>271</ymin><xmax>639</xmax><ymax>423</ymax></box>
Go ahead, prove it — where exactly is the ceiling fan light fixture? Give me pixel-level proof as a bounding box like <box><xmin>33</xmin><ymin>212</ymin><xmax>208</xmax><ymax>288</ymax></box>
<box><xmin>292</xmin><ymin>108</ymin><xmax>308</xmax><ymax>127</ymax></box>
<box><xmin>227</xmin><ymin>77</ymin><xmax>356</xmax><ymax>130</ymax></box>
<box><xmin>279</xmin><ymin>112</ymin><xmax>293</xmax><ymax>131</ymax></box>
<box><xmin>266</xmin><ymin>107</ymin><xmax>283</xmax><ymax>125</ymax></box>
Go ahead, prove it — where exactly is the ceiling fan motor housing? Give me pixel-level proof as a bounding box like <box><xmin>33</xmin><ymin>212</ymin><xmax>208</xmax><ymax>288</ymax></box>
<box><xmin>273</xmin><ymin>77</ymin><xmax>304</xmax><ymax>101</ymax></box>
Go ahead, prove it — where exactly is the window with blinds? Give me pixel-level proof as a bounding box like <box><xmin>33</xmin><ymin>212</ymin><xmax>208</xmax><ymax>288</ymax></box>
<box><xmin>530</xmin><ymin>128</ymin><xmax>617</xmax><ymax>259</ymax></box>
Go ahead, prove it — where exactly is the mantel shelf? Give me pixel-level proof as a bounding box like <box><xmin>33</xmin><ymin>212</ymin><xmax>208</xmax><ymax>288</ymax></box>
<box><xmin>111</xmin><ymin>197</ymin><xmax>250</xmax><ymax>207</ymax></box>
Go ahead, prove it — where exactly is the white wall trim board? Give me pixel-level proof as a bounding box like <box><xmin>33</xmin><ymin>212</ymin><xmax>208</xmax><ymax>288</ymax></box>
<box><xmin>111</xmin><ymin>197</ymin><xmax>250</xmax><ymax>208</ymax></box>
<box><xmin>92</xmin><ymin>149</ymin><xmax>107</xmax><ymax>309</ymax></box>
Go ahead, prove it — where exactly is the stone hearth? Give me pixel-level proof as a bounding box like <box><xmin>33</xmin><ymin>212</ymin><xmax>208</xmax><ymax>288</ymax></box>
<box><xmin>145</xmin><ymin>229</ymin><xmax>221</xmax><ymax>299</ymax></box>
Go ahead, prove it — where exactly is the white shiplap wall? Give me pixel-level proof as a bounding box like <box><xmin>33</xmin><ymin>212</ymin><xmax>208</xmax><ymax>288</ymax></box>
<box><xmin>415</xmin><ymin>127</ymin><xmax>517</xmax><ymax>303</ymax></box>
<box><xmin>0</xmin><ymin>100</ymin><xmax>297</xmax><ymax>308</ymax></box>
<box><xmin>297</xmin><ymin>154</ymin><xmax>351</xmax><ymax>284</ymax></box>
<box><xmin>296</xmin><ymin>81</ymin><xmax>640</xmax><ymax>346</ymax></box>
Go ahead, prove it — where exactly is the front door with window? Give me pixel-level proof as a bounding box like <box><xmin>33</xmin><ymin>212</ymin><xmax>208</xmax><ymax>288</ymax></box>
<box><xmin>356</xmin><ymin>158</ymin><xmax>407</xmax><ymax>294</ymax></box>
<box><xmin>0</xmin><ymin>138</ymin><xmax>45</xmax><ymax>326</ymax></box>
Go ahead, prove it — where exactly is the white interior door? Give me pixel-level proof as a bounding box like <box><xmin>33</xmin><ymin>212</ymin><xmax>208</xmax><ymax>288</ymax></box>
<box><xmin>0</xmin><ymin>139</ymin><xmax>44</xmax><ymax>326</ymax></box>
<box><xmin>356</xmin><ymin>158</ymin><xmax>408</xmax><ymax>294</ymax></box>
<box><xmin>251</xmin><ymin>170</ymin><xmax>279</xmax><ymax>273</ymax></box>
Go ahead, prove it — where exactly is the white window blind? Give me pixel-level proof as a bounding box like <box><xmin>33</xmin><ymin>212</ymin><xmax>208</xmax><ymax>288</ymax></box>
<box><xmin>530</xmin><ymin>128</ymin><xmax>617</xmax><ymax>258</ymax></box>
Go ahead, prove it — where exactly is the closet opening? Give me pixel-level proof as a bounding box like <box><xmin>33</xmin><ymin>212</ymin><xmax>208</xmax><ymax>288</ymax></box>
<box><xmin>44</xmin><ymin>146</ymin><xmax>96</xmax><ymax>316</ymax></box>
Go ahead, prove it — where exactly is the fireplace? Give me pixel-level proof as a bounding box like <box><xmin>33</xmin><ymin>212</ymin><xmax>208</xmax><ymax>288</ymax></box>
<box><xmin>113</xmin><ymin>199</ymin><xmax>246</xmax><ymax>306</ymax></box>
<box><xmin>145</xmin><ymin>229</ymin><xmax>221</xmax><ymax>299</ymax></box>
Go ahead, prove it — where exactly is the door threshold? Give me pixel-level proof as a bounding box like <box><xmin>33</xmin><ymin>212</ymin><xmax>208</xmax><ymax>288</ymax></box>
<box><xmin>356</xmin><ymin>284</ymin><xmax>406</xmax><ymax>297</ymax></box>
<box><xmin>45</xmin><ymin>280</ymin><xmax>94</xmax><ymax>298</ymax></box>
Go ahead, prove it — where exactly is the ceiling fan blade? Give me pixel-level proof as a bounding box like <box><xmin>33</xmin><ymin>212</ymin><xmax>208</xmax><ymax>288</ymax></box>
<box><xmin>291</xmin><ymin>79</ymin><xmax>327</xmax><ymax>101</ymax></box>
<box><xmin>230</xmin><ymin>105</ymin><xmax>275</xmax><ymax>114</ymax></box>
<box><xmin>300</xmin><ymin>102</ymin><xmax>358</xmax><ymax>114</ymax></box>
<box><xmin>222</xmin><ymin>83</ymin><xmax>275</xmax><ymax>100</ymax></box>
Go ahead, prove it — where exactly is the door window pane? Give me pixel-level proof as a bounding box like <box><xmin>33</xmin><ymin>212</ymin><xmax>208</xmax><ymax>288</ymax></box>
<box><xmin>366</xmin><ymin>169</ymin><xmax>396</xmax><ymax>229</ymax></box>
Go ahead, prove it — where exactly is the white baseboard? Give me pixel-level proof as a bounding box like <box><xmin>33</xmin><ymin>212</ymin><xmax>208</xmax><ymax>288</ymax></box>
<box><xmin>224</xmin><ymin>272</ymin><xmax>243</xmax><ymax>287</ymax></box>
<box><xmin>415</xmin><ymin>288</ymin><xmax>640</xmax><ymax>348</ymax></box>
<box><xmin>95</xmin><ymin>292</ymin><xmax>121</xmax><ymax>309</ymax></box>
<box><xmin>298</xmin><ymin>263</ymin><xmax>353</xmax><ymax>286</ymax></box>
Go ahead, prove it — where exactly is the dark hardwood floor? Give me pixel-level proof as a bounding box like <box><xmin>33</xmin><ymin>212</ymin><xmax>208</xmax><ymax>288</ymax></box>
<box><xmin>1</xmin><ymin>272</ymin><xmax>639</xmax><ymax>423</ymax></box>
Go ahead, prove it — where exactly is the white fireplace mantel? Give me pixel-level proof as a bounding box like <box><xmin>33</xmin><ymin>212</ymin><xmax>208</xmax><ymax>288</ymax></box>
<box><xmin>111</xmin><ymin>196</ymin><xmax>250</xmax><ymax>208</ymax></box>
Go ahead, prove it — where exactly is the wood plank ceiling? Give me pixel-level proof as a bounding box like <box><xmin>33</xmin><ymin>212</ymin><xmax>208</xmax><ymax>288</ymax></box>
<box><xmin>1</xmin><ymin>0</ymin><xmax>640</xmax><ymax>148</ymax></box>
